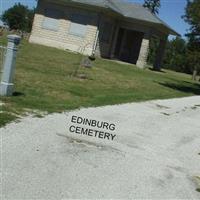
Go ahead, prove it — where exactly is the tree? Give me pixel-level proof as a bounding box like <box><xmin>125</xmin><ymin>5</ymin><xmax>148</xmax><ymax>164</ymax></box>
<box><xmin>183</xmin><ymin>0</ymin><xmax>200</xmax><ymax>80</ymax></box>
<box><xmin>183</xmin><ymin>0</ymin><xmax>200</xmax><ymax>39</ymax></box>
<box><xmin>1</xmin><ymin>3</ymin><xmax>35</xmax><ymax>32</ymax></box>
<box><xmin>186</xmin><ymin>49</ymin><xmax>200</xmax><ymax>80</ymax></box>
<box><xmin>143</xmin><ymin>0</ymin><xmax>161</xmax><ymax>69</ymax></box>
<box><xmin>163</xmin><ymin>37</ymin><xmax>188</xmax><ymax>73</ymax></box>
<box><xmin>147</xmin><ymin>37</ymin><xmax>159</xmax><ymax>65</ymax></box>
<box><xmin>143</xmin><ymin>0</ymin><xmax>161</xmax><ymax>15</ymax></box>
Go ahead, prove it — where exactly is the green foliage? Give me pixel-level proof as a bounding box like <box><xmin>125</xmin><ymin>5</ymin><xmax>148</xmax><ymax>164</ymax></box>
<box><xmin>186</xmin><ymin>50</ymin><xmax>200</xmax><ymax>72</ymax></box>
<box><xmin>183</xmin><ymin>0</ymin><xmax>200</xmax><ymax>39</ymax></box>
<box><xmin>143</xmin><ymin>0</ymin><xmax>161</xmax><ymax>14</ymax></box>
<box><xmin>147</xmin><ymin>37</ymin><xmax>159</xmax><ymax>65</ymax></box>
<box><xmin>1</xmin><ymin>3</ymin><xmax>35</xmax><ymax>32</ymax></box>
<box><xmin>163</xmin><ymin>37</ymin><xmax>189</xmax><ymax>73</ymax></box>
<box><xmin>147</xmin><ymin>37</ymin><xmax>188</xmax><ymax>73</ymax></box>
<box><xmin>147</xmin><ymin>0</ymin><xmax>200</xmax><ymax>78</ymax></box>
<box><xmin>183</xmin><ymin>0</ymin><xmax>200</xmax><ymax>74</ymax></box>
<box><xmin>0</xmin><ymin>112</ymin><xmax>17</xmax><ymax>127</ymax></box>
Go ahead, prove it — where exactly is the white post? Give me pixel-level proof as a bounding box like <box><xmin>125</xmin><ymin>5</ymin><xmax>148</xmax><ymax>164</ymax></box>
<box><xmin>0</xmin><ymin>35</ymin><xmax>21</xmax><ymax>96</ymax></box>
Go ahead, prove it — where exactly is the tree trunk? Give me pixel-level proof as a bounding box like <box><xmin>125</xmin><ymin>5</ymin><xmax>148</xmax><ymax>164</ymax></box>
<box><xmin>192</xmin><ymin>69</ymin><xmax>197</xmax><ymax>81</ymax></box>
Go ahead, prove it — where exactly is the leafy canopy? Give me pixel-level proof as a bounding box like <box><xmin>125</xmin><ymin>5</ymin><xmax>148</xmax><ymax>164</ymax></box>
<box><xmin>183</xmin><ymin>0</ymin><xmax>200</xmax><ymax>40</ymax></box>
<box><xmin>143</xmin><ymin>0</ymin><xmax>161</xmax><ymax>15</ymax></box>
<box><xmin>183</xmin><ymin>0</ymin><xmax>200</xmax><ymax>72</ymax></box>
<box><xmin>1</xmin><ymin>3</ymin><xmax>35</xmax><ymax>32</ymax></box>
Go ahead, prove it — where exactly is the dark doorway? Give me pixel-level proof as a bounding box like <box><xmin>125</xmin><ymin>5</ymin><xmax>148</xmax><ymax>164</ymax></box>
<box><xmin>114</xmin><ymin>28</ymin><xmax>144</xmax><ymax>64</ymax></box>
<box><xmin>114</xmin><ymin>28</ymin><xmax>125</xmax><ymax>58</ymax></box>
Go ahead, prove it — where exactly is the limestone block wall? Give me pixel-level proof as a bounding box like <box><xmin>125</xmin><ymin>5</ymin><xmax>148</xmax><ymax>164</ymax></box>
<box><xmin>136</xmin><ymin>36</ymin><xmax>150</xmax><ymax>68</ymax></box>
<box><xmin>29</xmin><ymin>0</ymin><xmax>99</xmax><ymax>55</ymax></box>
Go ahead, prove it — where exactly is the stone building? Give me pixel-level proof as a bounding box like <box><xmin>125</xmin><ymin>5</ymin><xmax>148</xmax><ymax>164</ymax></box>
<box><xmin>29</xmin><ymin>0</ymin><xmax>179</xmax><ymax>69</ymax></box>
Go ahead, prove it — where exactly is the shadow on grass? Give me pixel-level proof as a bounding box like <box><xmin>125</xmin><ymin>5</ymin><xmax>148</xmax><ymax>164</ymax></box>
<box><xmin>13</xmin><ymin>91</ymin><xmax>25</xmax><ymax>96</ymax></box>
<box><xmin>148</xmin><ymin>67</ymin><xmax>166</xmax><ymax>73</ymax></box>
<box><xmin>157</xmin><ymin>81</ymin><xmax>200</xmax><ymax>95</ymax></box>
<box><xmin>0</xmin><ymin>112</ymin><xmax>17</xmax><ymax>127</ymax></box>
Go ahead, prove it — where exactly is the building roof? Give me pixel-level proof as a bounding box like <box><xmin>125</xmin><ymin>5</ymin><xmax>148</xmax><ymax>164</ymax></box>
<box><xmin>67</xmin><ymin>0</ymin><xmax>179</xmax><ymax>36</ymax></box>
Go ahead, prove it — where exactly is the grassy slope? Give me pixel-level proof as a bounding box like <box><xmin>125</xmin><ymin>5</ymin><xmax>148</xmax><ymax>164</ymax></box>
<box><xmin>0</xmin><ymin>37</ymin><xmax>200</xmax><ymax>126</ymax></box>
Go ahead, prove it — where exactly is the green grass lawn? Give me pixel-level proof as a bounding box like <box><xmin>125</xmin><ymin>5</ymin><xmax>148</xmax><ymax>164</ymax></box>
<box><xmin>0</xmin><ymin>36</ymin><xmax>200</xmax><ymax>127</ymax></box>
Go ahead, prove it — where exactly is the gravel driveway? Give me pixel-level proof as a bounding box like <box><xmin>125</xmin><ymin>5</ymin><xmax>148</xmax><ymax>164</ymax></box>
<box><xmin>1</xmin><ymin>96</ymin><xmax>200</xmax><ymax>199</ymax></box>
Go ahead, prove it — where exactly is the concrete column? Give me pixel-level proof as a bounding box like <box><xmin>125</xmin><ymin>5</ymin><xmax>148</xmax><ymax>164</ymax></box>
<box><xmin>0</xmin><ymin>35</ymin><xmax>21</xmax><ymax>96</ymax></box>
<box><xmin>153</xmin><ymin>37</ymin><xmax>167</xmax><ymax>71</ymax></box>
<box><xmin>136</xmin><ymin>33</ymin><xmax>150</xmax><ymax>69</ymax></box>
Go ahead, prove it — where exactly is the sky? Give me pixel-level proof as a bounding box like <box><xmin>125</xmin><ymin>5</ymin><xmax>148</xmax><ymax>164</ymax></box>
<box><xmin>0</xmin><ymin>0</ymin><xmax>190</xmax><ymax>38</ymax></box>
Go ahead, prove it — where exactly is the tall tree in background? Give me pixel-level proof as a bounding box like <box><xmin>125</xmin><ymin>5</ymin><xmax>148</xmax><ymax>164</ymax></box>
<box><xmin>1</xmin><ymin>3</ymin><xmax>35</xmax><ymax>32</ymax></box>
<box><xmin>144</xmin><ymin>0</ymin><xmax>161</xmax><ymax>69</ymax></box>
<box><xmin>163</xmin><ymin>37</ymin><xmax>188</xmax><ymax>73</ymax></box>
<box><xmin>143</xmin><ymin>0</ymin><xmax>161</xmax><ymax>15</ymax></box>
<box><xmin>183</xmin><ymin>0</ymin><xmax>200</xmax><ymax>80</ymax></box>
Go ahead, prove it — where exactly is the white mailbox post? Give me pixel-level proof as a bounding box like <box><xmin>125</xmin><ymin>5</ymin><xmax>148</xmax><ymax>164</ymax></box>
<box><xmin>0</xmin><ymin>35</ymin><xmax>21</xmax><ymax>96</ymax></box>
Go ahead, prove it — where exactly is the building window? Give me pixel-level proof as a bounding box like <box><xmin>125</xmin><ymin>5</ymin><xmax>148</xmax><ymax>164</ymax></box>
<box><xmin>69</xmin><ymin>14</ymin><xmax>88</xmax><ymax>37</ymax></box>
<box><xmin>42</xmin><ymin>9</ymin><xmax>60</xmax><ymax>31</ymax></box>
<box><xmin>101</xmin><ymin>22</ymin><xmax>112</xmax><ymax>43</ymax></box>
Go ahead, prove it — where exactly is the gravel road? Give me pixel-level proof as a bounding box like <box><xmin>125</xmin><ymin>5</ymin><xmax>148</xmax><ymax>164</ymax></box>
<box><xmin>1</xmin><ymin>96</ymin><xmax>200</xmax><ymax>199</ymax></box>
